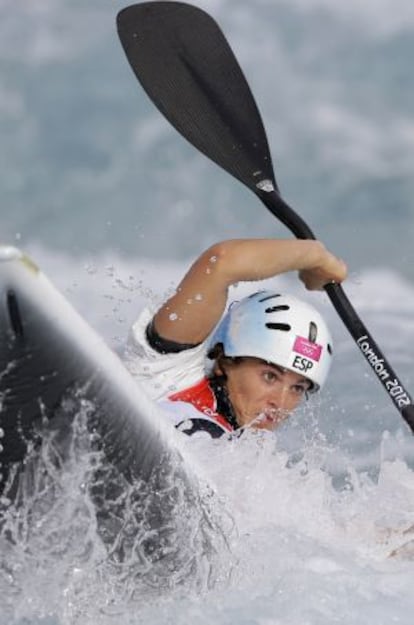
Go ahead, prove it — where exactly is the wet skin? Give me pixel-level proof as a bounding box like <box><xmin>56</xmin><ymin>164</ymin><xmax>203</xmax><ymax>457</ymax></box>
<box><xmin>216</xmin><ymin>357</ymin><xmax>311</xmax><ymax>431</ymax></box>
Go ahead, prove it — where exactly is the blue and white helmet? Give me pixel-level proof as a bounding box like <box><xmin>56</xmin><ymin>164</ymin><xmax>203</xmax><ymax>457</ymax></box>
<box><xmin>208</xmin><ymin>291</ymin><xmax>333</xmax><ymax>392</ymax></box>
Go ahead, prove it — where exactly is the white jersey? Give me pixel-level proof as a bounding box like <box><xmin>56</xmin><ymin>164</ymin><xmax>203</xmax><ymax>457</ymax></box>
<box><xmin>123</xmin><ymin>308</ymin><xmax>230</xmax><ymax>437</ymax></box>
<box><xmin>124</xmin><ymin>307</ymin><xmax>212</xmax><ymax>400</ymax></box>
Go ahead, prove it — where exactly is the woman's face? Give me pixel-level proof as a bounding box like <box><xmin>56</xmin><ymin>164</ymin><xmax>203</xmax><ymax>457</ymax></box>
<box><xmin>217</xmin><ymin>357</ymin><xmax>311</xmax><ymax>430</ymax></box>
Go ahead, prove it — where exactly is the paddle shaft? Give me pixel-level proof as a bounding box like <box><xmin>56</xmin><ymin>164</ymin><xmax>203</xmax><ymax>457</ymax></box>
<box><xmin>260</xmin><ymin>187</ymin><xmax>414</xmax><ymax>429</ymax></box>
<box><xmin>117</xmin><ymin>2</ymin><xmax>414</xmax><ymax>432</ymax></box>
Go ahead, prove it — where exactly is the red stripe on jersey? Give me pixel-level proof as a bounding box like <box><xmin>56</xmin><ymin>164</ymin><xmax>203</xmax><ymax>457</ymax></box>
<box><xmin>168</xmin><ymin>377</ymin><xmax>234</xmax><ymax>432</ymax></box>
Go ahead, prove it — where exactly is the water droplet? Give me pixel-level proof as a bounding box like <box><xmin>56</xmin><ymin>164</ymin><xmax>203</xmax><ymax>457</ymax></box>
<box><xmin>169</xmin><ymin>313</ymin><xmax>178</xmax><ymax>321</ymax></box>
<box><xmin>195</xmin><ymin>293</ymin><xmax>203</xmax><ymax>301</ymax></box>
<box><xmin>209</xmin><ymin>255</ymin><xmax>217</xmax><ymax>263</ymax></box>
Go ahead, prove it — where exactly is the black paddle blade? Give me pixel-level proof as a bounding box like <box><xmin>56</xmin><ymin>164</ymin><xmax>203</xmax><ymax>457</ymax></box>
<box><xmin>117</xmin><ymin>1</ymin><xmax>278</xmax><ymax>194</ymax></box>
<box><xmin>117</xmin><ymin>3</ymin><xmax>414</xmax><ymax>430</ymax></box>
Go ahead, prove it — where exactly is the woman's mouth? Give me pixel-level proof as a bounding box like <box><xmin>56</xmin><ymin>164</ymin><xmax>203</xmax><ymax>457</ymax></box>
<box><xmin>250</xmin><ymin>409</ymin><xmax>281</xmax><ymax>429</ymax></box>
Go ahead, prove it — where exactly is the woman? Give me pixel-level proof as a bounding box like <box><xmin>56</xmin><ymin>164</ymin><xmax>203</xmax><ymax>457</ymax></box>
<box><xmin>124</xmin><ymin>238</ymin><xmax>347</xmax><ymax>437</ymax></box>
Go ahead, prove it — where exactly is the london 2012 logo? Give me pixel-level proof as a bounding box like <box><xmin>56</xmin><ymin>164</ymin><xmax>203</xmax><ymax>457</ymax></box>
<box><xmin>291</xmin><ymin>335</ymin><xmax>323</xmax><ymax>374</ymax></box>
<box><xmin>293</xmin><ymin>336</ymin><xmax>322</xmax><ymax>362</ymax></box>
<box><xmin>357</xmin><ymin>335</ymin><xmax>411</xmax><ymax>408</ymax></box>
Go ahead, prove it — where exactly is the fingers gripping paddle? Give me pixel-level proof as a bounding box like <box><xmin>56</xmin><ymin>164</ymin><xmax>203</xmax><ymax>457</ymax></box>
<box><xmin>117</xmin><ymin>2</ymin><xmax>414</xmax><ymax>432</ymax></box>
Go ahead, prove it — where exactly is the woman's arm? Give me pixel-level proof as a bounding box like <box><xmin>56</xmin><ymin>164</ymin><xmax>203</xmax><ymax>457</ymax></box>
<box><xmin>152</xmin><ymin>238</ymin><xmax>347</xmax><ymax>345</ymax></box>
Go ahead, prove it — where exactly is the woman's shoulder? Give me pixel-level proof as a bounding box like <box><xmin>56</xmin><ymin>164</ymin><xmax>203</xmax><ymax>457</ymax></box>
<box><xmin>123</xmin><ymin>306</ymin><xmax>211</xmax><ymax>401</ymax></box>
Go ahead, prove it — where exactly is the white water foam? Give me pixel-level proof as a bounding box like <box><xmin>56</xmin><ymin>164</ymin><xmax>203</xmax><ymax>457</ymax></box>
<box><xmin>0</xmin><ymin>246</ymin><xmax>412</xmax><ymax>625</ymax></box>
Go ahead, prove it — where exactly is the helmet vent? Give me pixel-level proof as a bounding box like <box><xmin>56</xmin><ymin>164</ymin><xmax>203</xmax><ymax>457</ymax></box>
<box><xmin>258</xmin><ymin>293</ymin><xmax>281</xmax><ymax>303</ymax></box>
<box><xmin>266</xmin><ymin>322</ymin><xmax>291</xmax><ymax>332</ymax></box>
<box><xmin>265</xmin><ymin>304</ymin><xmax>289</xmax><ymax>314</ymax></box>
<box><xmin>308</xmin><ymin>321</ymin><xmax>318</xmax><ymax>343</ymax></box>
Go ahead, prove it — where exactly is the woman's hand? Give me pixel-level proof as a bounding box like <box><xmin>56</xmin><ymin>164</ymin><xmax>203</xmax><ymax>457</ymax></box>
<box><xmin>298</xmin><ymin>242</ymin><xmax>348</xmax><ymax>290</ymax></box>
<box><xmin>152</xmin><ymin>238</ymin><xmax>348</xmax><ymax>345</ymax></box>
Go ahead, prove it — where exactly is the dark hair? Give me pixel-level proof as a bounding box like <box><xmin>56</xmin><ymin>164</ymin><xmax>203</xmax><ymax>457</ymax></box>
<box><xmin>208</xmin><ymin>343</ymin><xmax>250</xmax><ymax>381</ymax></box>
<box><xmin>207</xmin><ymin>341</ymin><xmax>224</xmax><ymax>361</ymax></box>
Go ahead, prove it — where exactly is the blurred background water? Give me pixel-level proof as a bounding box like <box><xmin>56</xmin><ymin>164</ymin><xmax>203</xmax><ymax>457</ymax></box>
<box><xmin>1</xmin><ymin>0</ymin><xmax>414</xmax><ymax>623</ymax></box>
<box><xmin>2</xmin><ymin>0</ymin><xmax>414</xmax><ymax>272</ymax></box>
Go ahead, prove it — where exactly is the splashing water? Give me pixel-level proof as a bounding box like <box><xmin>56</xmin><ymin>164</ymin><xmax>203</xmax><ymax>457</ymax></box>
<box><xmin>0</xmin><ymin>401</ymin><xmax>235</xmax><ymax>624</ymax></box>
<box><xmin>0</xmin><ymin>242</ymin><xmax>412</xmax><ymax>624</ymax></box>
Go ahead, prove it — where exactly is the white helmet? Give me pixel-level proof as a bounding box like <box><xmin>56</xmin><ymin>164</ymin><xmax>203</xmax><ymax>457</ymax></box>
<box><xmin>208</xmin><ymin>291</ymin><xmax>333</xmax><ymax>391</ymax></box>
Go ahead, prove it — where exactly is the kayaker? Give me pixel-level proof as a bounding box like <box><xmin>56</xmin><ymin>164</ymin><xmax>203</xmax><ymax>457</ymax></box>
<box><xmin>125</xmin><ymin>238</ymin><xmax>347</xmax><ymax>437</ymax></box>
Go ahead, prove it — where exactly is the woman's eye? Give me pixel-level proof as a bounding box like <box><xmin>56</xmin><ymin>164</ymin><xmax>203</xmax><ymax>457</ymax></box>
<box><xmin>263</xmin><ymin>370</ymin><xmax>277</xmax><ymax>383</ymax></box>
<box><xmin>292</xmin><ymin>385</ymin><xmax>306</xmax><ymax>396</ymax></box>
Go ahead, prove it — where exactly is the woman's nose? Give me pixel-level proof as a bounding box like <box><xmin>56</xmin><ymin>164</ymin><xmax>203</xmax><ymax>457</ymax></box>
<box><xmin>268</xmin><ymin>385</ymin><xmax>298</xmax><ymax>411</ymax></box>
<box><xmin>268</xmin><ymin>385</ymin><xmax>289</xmax><ymax>407</ymax></box>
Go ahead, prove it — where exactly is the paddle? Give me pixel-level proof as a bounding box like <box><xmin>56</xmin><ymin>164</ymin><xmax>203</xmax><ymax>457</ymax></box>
<box><xmin>116</xmin><ymin>1</ymin><xmax>414</xmax><ymax>432</ymax></box>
